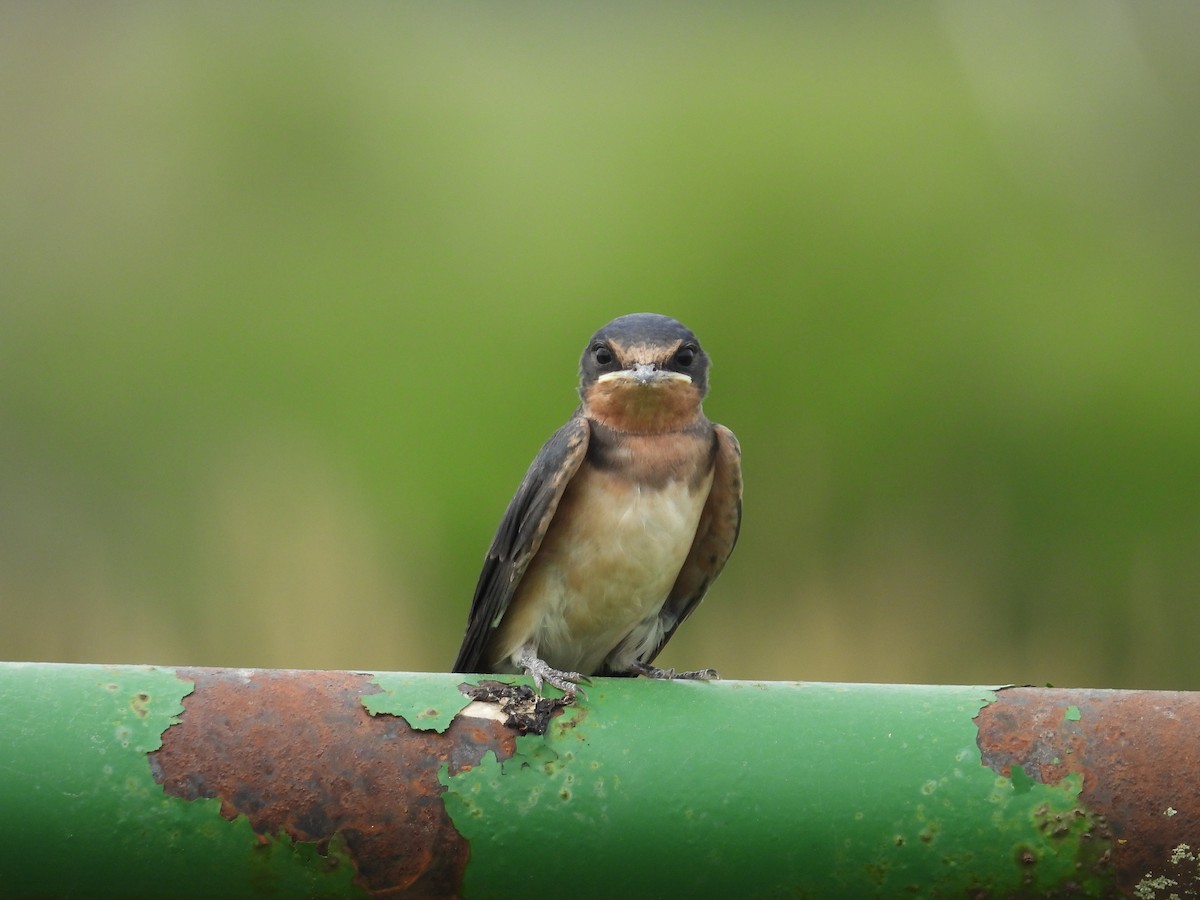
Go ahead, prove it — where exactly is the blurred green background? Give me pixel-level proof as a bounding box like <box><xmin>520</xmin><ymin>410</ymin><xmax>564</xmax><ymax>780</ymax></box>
<box><xmin>2</xmin><ymin>4</ymin><xmax>1197</xmax><ymax>689</ymax></box>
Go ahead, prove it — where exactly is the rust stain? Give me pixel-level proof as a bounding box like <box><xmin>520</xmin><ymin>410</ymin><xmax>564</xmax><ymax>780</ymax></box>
<box><xmin>976</xmin><ymin>687</ymin><xmax>1200</xmax><ymax>894</ymax></box>
<box><xmin>149</xmin><ymin>668</ymin><xmax>518</xmax><ymax>898</ymax></box>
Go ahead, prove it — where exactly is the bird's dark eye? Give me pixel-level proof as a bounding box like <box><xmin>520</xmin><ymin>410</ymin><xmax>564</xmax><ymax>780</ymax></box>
<box><xmin>676</xmin><ymin>346</ymin><xmax>697</xmax><ymax>367</ymax></box>
<box><xmin>593</xmin><ymin>344</ymin><xmax>613</xmax><ymax>366</ymax></box>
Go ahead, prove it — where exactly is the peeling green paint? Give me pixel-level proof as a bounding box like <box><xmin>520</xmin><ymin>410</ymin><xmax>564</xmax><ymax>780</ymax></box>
<box><xmin>0</xmin><ymin>663</ymin><xmax>366</xmax><ymax>899</ymax></box>
<box><xmin>0</xmin><ymin>665</ymin><xmax>1133</xmax><ymax>897</ymax></box>
<box><xmin>989</xmin><ymin>770</ymin><xmax>1113</xmax><ymax>894</ymax></box>
<box><xmin>362</xmin><ymin>670</ymin><xmax>473</xmax><ymax>732</ymax></box>
<box><xmin>439</xmin><ymin>679</ymin><xmax>1119</xmax><ymax>898</ymax></box>
<box><xmin>1065</xmin><ymin>704</ymin><xmax>1082</xmax><ymax>721</ymax></box>
<box><xmin>442</xmin><ymin>680</ymin><xmax>969</xmax><ymax>896</ymax></box>
<box><xmin>1010</xmin><ymin>763</ymin><xmax>1035</xmax><ymax>794</ymax></box>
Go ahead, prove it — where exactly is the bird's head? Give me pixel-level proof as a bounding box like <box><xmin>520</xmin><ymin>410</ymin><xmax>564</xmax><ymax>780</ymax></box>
<box><xmin>578</xmin><ymin>313</ymin><xmax>710</xmax><ymax>433</ymax></box>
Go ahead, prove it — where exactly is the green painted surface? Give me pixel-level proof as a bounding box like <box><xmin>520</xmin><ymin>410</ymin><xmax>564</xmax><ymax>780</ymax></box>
<box><xmin>442</xmin><ymin>678</ymin><xmax>1115</xmax><ymax>898</ymax></box>
<box><xmin>0</xmin><ymin>664</ymin><xmax>1120</xmax><ymax>897</ymax></box>
<box><xmin>363</xmin><ymin>670</ymin><xmax>473</xmax><ymax>732</ymax></box>
<box><xmin>0</xmin><ymin>662</ymin><xmax>365</xmax><ymax>899</ymax></box>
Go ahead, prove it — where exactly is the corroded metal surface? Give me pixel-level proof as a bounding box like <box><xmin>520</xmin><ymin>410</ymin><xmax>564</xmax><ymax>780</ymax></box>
<box><xmin>976</xmin><ymin>686</ymin><xmax>1200</xmax><ymax>896</ymax></box>
<box><xmin>150</xmin><ymin>668</ymin><xmax>517</xmax><ymax>898</ymax></box>
<box><xmin>12</xmin><ymin>661</ymin><xmax>1200</xmax><ymax>898</ymax></box>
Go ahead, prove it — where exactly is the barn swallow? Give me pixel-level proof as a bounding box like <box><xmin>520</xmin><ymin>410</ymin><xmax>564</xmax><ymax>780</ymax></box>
<box><xmin>453</xmin><ymin>313</ymin><xmax>742</xmax><ymax>700</ymax></box>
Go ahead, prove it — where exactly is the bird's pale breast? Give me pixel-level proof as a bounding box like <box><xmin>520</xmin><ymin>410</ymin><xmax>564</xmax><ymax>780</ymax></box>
<box><xmin>491</xmin><ymin>458</ymin><xmax>714</xmax><ymax>674</ymax></box>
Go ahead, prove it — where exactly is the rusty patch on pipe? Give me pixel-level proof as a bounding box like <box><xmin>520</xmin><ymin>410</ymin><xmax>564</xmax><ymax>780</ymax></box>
<box><xmin>976</xmin><ymin>687</ymin><xmax>1200</xmax><ymax>895</ymax></box>
<box><xmin>149</xmin><ymin>668</ymin><xmax>518</xmax><ymax>898</ymax></box>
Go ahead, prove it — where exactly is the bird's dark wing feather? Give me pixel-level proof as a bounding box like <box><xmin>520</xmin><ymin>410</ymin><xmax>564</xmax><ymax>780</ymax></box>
<box><xmin>646</xmin><ymin>424</ymin><xmax>742</xmax><ymax>665</ymax></box>
<box><xmin>452</xmin><ymin>415</ymin><xmax>590</xmax><ymax>673</ymax></box>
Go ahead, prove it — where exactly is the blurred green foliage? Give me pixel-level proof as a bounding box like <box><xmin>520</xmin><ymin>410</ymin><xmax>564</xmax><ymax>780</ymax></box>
<box><xmin>2</xmin><ymin>4</ymin><xmax>1197</xmax><ymax>688</ymax></box>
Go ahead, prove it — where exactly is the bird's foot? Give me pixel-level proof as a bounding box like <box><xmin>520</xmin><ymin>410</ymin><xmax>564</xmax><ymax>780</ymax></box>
<box><xmin>627</xmin><ymin>661</ymin><xmax>720</xmax><ymax>681</ymax></box>
<box><xmin>517</xmin><ymin>648</ymin><xmax>591</xmax><ymax>701</ymax></box>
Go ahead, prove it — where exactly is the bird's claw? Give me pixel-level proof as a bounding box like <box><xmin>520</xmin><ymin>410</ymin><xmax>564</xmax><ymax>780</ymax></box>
<box><xmin>628</xmin><ymin>661</ymin><xmax>720</xmax><ymax>681</ymax></box>
<box><xmin>519</xmin><ymin>650</ymin><xmax>591</xmax><ymax>701</ymax></box>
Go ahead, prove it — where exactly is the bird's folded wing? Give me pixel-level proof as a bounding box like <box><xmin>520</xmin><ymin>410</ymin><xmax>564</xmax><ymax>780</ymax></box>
<box><xmin>648</xmin><ymin>424</ymin><xmax>742</xmax><ymax>664</ymax></box>
<box><xmin>453</xmin><ymin>415</ymin><xmax>591</xmax><ymax>673</ymax></box>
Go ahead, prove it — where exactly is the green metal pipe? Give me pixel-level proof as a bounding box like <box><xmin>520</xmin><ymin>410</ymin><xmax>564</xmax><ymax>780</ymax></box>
<box><xmin>0</xmin><ymin>662</ymin><xmax>1196</xmax><ymax>898</ymax></box>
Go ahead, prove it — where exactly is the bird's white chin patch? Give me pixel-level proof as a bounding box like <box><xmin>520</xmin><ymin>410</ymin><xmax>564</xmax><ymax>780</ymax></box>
<box><xmin>596</xmin><ymin>370</ymin><xmax>692</xmax><ymax>385</ymax></box>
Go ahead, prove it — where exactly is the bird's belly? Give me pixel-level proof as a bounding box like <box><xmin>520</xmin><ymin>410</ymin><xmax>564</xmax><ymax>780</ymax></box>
<box><xmin>497</xmin><ymin>465</ymin><xmax>713</xmax><ymax>674</ymax></box>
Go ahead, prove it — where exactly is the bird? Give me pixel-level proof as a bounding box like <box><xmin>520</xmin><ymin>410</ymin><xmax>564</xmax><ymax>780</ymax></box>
<box><xmin>453</xmin><ymin>312</ymin><xmax>742</xmax><ymax>700</ymax></box>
